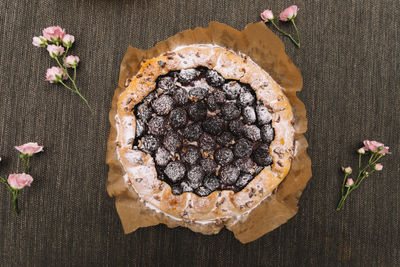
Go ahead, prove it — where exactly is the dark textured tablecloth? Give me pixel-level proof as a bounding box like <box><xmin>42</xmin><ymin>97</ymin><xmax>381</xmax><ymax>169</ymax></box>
<box><xmin>0</xmin><ymin>0</ymin><xmax>399</xmax><ymax>266</ymax></box>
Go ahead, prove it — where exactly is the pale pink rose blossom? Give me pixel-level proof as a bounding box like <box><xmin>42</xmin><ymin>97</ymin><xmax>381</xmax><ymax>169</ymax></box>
<box><xmin>15</xmin><ymin>142</ymin><xmax>44</xmax><ymax>156</ymax></box>
<box><xmin>279</xmin><ymin>5</ymin><xmax>298</xmax><ymax>21</ymax></box>
<box><xmin>62</xmin><ymin>34</ymin><xmax>75</xmax><ymax>47</ymax></box>
<box><xmin>7</xmin><ymin>173</ymin><xmax>33</xmax><ymax>190</ymax></box>
<box><xmin>345</xmin><ymin>178</ymin><xmax>354</xmax><ymax>187</ymax></box>
<box><xmin>64</xmin><ymin>55</ymin><xmax>80</xmax><ymax>68</ymax></box>
<box><xmin>261</xmin><ymin>9</ymin><xmax>274</xmax><ymax>22</ymax></box>
<box><xmin>47</xmin><ymin>44</ymin><xmax>65</xmax><ymax>57</ymax></box>
<box><xmin>362</xmin><ymin>140</ymin><xmax>391</xmax><ymax>154</ymax></box>
<box><xmin>45</xmin><ymin>67</ymin><xmax>67</xmax><ymax>83</ymax></box>
<box><xmin>343</xmin><ymin>166</ymin><xmax>352</xmax><ymax>174</ymax></box>
<box><xmin>374</xmin><ymin>163</ymin><xmax>383</xmax><ymax>171</ymax></box>
<box><xmin>42</xmin><ymin>26</ymin><xmax>66</xmax><ymax>42</ymax></box>
<box><xmin>32</xmin><ymin>36</ymin><xmax>47</xmax><ymax>47</ymax></box>
<box><xmin>357</xmin><ymin>147</ymin><xmax>366</xmax><ymax>154</ymax></box>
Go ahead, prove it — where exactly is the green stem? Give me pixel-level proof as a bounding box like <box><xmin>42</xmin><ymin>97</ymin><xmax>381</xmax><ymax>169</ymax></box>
<box><xmin>73</xmin><ymin>66</ymin><xmax>77</xmax><ymax>81</ymax></box>
<box><xmin>341</xmin><ymin>173</ymin><xmax>348</xmax><ymax>196</ymax></box>
<box><xmin>336</xmin><ymin>187</ymin><xmax>350</xmax><ymax>211</ymax></box>
<box><xmin>12</xmin><ymin>190</ymin><xmax>19</xmax><ymax>215</ymax></box>
<box><xmin>290</xmin><ymin>19</ymin><xmax>301</xmax><ymax>48</ymax></box>
<box><xmin>23</xmin><ymin>156</ymin><xmax>31</xmax><ymax>173</ymax></box>
<box><xmin>270</xmin><ymin>20</ymin><xmax>300</xmax><ymax>48</ymax></box>
<box><xmin>358</xmin><ymin>153</ymin><xmax>362</xmax><ymax>170</ymax></box>
<box><xmin>63</xmin><ymin>47</ymin><xmax>69</xmax><ymax>61</ymax></box>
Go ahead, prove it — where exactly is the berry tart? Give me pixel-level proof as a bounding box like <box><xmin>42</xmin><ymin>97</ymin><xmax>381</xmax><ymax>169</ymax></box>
<box><xmin>115</xmin><ymin>45</ymin><xmax>295</xmax><ymax>225</ymax></box>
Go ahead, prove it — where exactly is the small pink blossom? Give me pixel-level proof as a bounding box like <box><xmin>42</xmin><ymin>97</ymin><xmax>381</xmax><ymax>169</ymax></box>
<box><xmin>345</xmin><ymin>178</ymin><xmax>354</xmax><ymax>187</ymax></box>
<box><xmin>342</xmin><ymin>166</ymin><xmax>352</xmax><ymax>174</ymax></box>
<box><xmin>64</xmin><ymin>55</ymin><xmax>80</xmax><ymax>68</ymax></box>
<box><xmin>261</xmin><ymin>9</ymin><xmax>274</xmax><ymax>22</ymax></box>
<box><xmin>32</xmin><ymin>36</ymin><xmax>47</xmax><ymax>47</ymax></box>
<box><xmin>374</xmin><ymin>163</ymin><xmax>383</xmax><ymax>171</ymax></box>
<box><xmin>47</xmin><ymin>44</ymin><xmax>65</xmax><ymax>58</ymax></box>
<box><xmin>45</xmin><ymin>67</ymin><xmax>67</xmax><ymax>83</ymax></box>
<box><xmin>279</xmin><ymin>5</ymin><xmax>298</xmax><ymax>21</ymax></box>
<box><xmin>362</xmin><ymin>140</ymin><xmax>391</xmax><ymax>154</ymax></box>
<box><xmin>62</xmin><ymin>34</ymin><xmax>75</xmax><ymax>47</ymax></box>
<box><xmin>7</xmin><ymin>173</ymin><xmax>33</xmax><ymax>190</ymax></box>
<box><xmin>42</xmin><ymin>26</ymin><xmax>66</xmax><ymax>42</ymax></box>
<box><xmin>357</xmin><ymin>147</ymin><xmax>366</xmax><ymax>154</ymax></box>
<box><xmin>15</xmin><ymin>142</ymin><xmax>44</xmax><ymax>156</ymax></box>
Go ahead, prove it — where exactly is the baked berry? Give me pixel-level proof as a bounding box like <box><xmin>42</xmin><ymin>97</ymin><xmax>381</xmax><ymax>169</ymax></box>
<box><xmin>222</xmin><ymin>81</ymin><xmax>242</xmax><ymax>100</ymax></box>
<box><xmin>242</xmin><ymin>106</ymin><xmax>256</xmax><ymax>124</ymax></box>
<box><xmin>256</xmin><ymin>105</ymin><xmax>272</xmax><ymax>125</ymax></box>
<box><xmin>151</xmin><ymin>95</ymin><xmax>174</xmax><ymax>115</ymax></box>
<box><xmin>236</xmin><ymin>173</ymin><xmax>253</xmax><ymax>188</ymax></box>
<box><xmin>157</xmin><ymin>76</ymin><xmax>175</xmax><ymax>93</ymax></box>
<box><xmin>199</xmin><ymin>133</ymin><xmax>216</xmax><ymax>153</ymax></box>
<box><xmin>212</xmin><ymin>89</ymin><xmax>226</xmax><ymax>103</ymax></box>
<box><xmin>181</xmin><ymin>181</ymin><xmax>193</xmax><ymax>193</ymax></box>
<box><xmin>189</xmin><ymin>87</ymin><xmax>208</xmax><ymax>101</ymax></box>
<box><xmin>220</xmin><ymin>165</ymin><xmax>240</xmax><ymax>185</ymax></box>
<box><xmin>171</xmin><ymin>184</ymin><xmax>183</xmax><ymax>195</ymax></box>
<box><xmin>143</xmin><ymin>91</ymin><xmax>157</xmax><ymax>104</ymax></box>
<box><xmin>178</xmin><ymin>69</ymin><xmax>198</xmax><ymax>84</ymax></box>
<box><xmin>200</xmin><ymin>158</ymin><xmax>217</xmax><ymax>174</ymax></box>
<box><xmin>164</xmin><ymin>161</ymin><xmax>186</xmax><ymax>183</ymax></box>
<box><xmin>187</xmin><ymin>165</ymin><xmax>205</xmax><ymax>189</ymax></box>
<box><xmin>261</xmin><ymin>124</ymin><xmax>274</xmax><ymax>143</ymax></box>
<box><xmin>172</xmin><ymin>87</ymin><xmax>189</xmax><ymax>106</ymax></box>
<box><xmin>206</xmin><ymin>94</ymin><xmax>218</xmax><ymax>111</ymax></box>
<box><xmin>155</xmin><ymin>147</ymin><xmax>172</xmax><ymax>166</ymax></box>
<box><xmin>188</xmin><ymin>102</ymin><xmax>207</xmax><ymax>122</ymax></box>
<box><xmin>135</xmin><ymin>119</ymin><xmax>146</xmax><ymax>138</ymax></box>
<box><xmin>237</xmin><ymin>91</ymin><xmax>255</xmax><ymax>107</ymax></box>
<box><xmin>234</xmin><ymin>157</ymin><xmax>255</xmax><ymax>173</ymax></box>
<box><xmin>216</xmin><ymin>132</ymin><xmax>235</xmax><ymax>147</ymax></box>
<box><xmin>233</xmin><ymin>138</ymin><xmax>252</xmax><ymax>158</ymax></box>
<box><xmin>148</xmin><ymin>116</ymin><xmax>166</xmax><ymax>136</ymax></box>
<box><xmin>215</xmin><ymin>148</ymin><xmax>234</xmax><ymax>166</ymax></box>
<box><xmin>244</xmin><ymin>125</ymin><xmax>261</xmax><ymax>141</ymax></box>
<box><xmin>139</xmin><ymin>135</ymin><xmax>160</xmax><ymax>153</ymax></box>
<box><xmin>182</xmin><ymin>145</ymin><xmax>201</xmax><ymax>165</ymax></box>
<box><xmin>205</xmin><ymin>70</ymin><xmax>225</xmax><ymax>87</ymax></box>
<box><xmin>253</xmin><ymin>143</ymin><xmax>273</xmax><ymax>166</ymax></box>
<box><xmin>136</xmin><ymin>103</ymin><xmax>152</xmax><ymax>121</ymax></box>
<box><xmin>229</xmin><ymin>120</ymin><xmax>245</xmax><ymax>136</ymax></box>
<box><xmin>156</xmin><ymin>169</ymin><xmax>167</xmax><ymax>181</ymax></box>
<box><xmin>204</xmin><ymin>174</ymin><xmax>220</xmax><ymax>191</ymax></box>
<box><xmin>202</xmin><ymin>116</ymin><xmax>225</xmax><ymax>135</ymax></box>
<box><xmin>221</xmin><ymin>102</ymin><xmax>241</xmax><ymax>120</ymax></box>
<box><xmin>163</xmin><ymin>132</ymin><xmax>182</xmax><ymax>153</ymax></box>
<box><xmin>183</xmin><ymin>123</ymin><xmax>203</xmax><ymax>141</ymax></box>
<box><xmin>169</xmin><ymin>108</ymin><xmax>187</xmax><ymax>128</ymax></box>
<box><xmin>195</xmin><ymin>186</ymin><xmax>212</xmax><ymax>197</ymax></box>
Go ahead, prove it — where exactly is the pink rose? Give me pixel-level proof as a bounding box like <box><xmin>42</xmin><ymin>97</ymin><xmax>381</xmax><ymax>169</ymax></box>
<box><xmin>374</xmin><ymin>163</ymin><xmax>383</xmax><ymax>171</ymax></box>
<box><xmin>47</xmin><ymin>44</ymin><xmax>65</xmax><ymax>58</ymax></box>
<box><xmin>7</xmin><ymin>173</ymin><xmax>33</xmax><ymax>190</ymax></box>
<box><xmin>261</xmin><ymin>9</ymin><xmax>274</xmax><ymax>22</ymax></box>
<box><xmin>342</xmin><ymin>166</ymin><xmax>352</xmax><ymax>174</ymax></box>
<box><xmin>45</xmin><ymin>67</ymin><xmax>67</xmax><ymax>83</ymax></box>
<box><xmin>62</xmin><ymin>34</ymin><xmax>75</xmax><ymax>47</ymax></box>
<box><xmin>64</xmin><ymin>55</ymin><xmax>80</xmax><ymax>68</ymax></box>
<box><xmin>345</xmin><ymin>178</ymin><xmax>354</xmax><ymax>187</ymax></box>
<box><xmin>279</xmin><ymin>5</ymin><xmax>298</xmax><ymax>21</ymax></box>
<box><xmin>32</xmin><ymin>36</ymin><xmax>47</xmax><ymax>47</ymax></box>
<box><xmin>362</xmin><ymin>140</ymin><xmax>391</xmax><ymax>154</ymax></box>
<box><xmin>42</xmin><ymin>26</ymin><xmax>66</xmax><ymax>42</ymax></box>
<box><xmin>15</xmin><ymin>142</ymin><xmax>44</xmax><ymax>156</ymax></box>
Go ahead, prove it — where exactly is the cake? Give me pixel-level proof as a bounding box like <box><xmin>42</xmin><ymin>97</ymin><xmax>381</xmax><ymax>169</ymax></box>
<box><xmin>114</xmin><ymin>44</ymin><xmax>294</xmax><ymax>225</ymax></box>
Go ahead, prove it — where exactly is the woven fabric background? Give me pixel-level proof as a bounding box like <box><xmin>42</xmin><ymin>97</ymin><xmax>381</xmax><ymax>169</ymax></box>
<box><xmin>0</xmin><ymin>0</ymin><xmax>399</xmax><ymax>266</ymax></box>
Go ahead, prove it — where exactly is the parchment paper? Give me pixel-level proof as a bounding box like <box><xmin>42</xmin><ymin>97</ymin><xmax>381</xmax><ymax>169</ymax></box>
<box><xmin>106</xmin><ymin>21</ymin><xmax>311</xmax><ymax>243</ymax></box>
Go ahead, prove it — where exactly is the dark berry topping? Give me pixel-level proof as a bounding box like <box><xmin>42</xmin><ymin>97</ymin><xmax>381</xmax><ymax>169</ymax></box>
<box><xmin>173</xmin><ymin>87</ymin><xmax>189</xmax><ymax>106</ymax></box>
<box><xmin>206</xmin><ymin>94</ymin><xmax>218</xmax><ymax>111</ymax></box>
<box><xmin>236</xmin><ymin>173</ymin><xmax>253</xmax><ymax>188</ymax></box>
<box><xmin>221</xmin><ymin>102</ymin><xmax>241</xmax><ymax>120</ymax></box>
<box><xmin>181</xmin><ymin>181</ymin><xmax>193</xmax><ymax>193</ymax></box>
<box><xmin>220</xmin><ymin>165</ymin><xmax>240</xmax><ymax>185</ymax></box>
<box><xmin>205</xmin><ymin>70</ymin><xmax>225</xmax><ymax>86</ymax></box>
<box><xmin>256</xmin><ymin>105</ymin><xmax>272</xmax><ymax>125</ymax></box>
<box><xmin>212</xmin><ymin>89</ymin><xmax>226</xmax><ymax>103</ymax></box>
<box><xmin>136</xmin><ymin>103</ymin><xmax>152</xmax><ymax>121</ymax></box>
<box><xmin>233</xmin><ymin>138</ymin><xmax>253</xmax><ymax>158</ymax></box>
<box><xmin>188</xmin><ymin>102</ymin><xmax>207</xmax><ymax>122</ymax></box>
<box><xmin>183</xmin><ymin>123</ymin><xmax>203</xmax><ymax>141</ymax></box>
<box><xmin>152</xmin><ymin>95</ymin><xmax>174</xmax><ymax>115</ymax></box>
<box><xmin>253</xmin><ymin>144</ymin><xmax>273</xmax><ymax>166</ymax></box>
<box><xmin>189</xmin><ymin>87</ymin><xmax>208</xmax><ymax>101</ymax></box>
<box><xmin>202</xmin><ymin>116</ymin><xmax>225</xmax><ymax>135</ymax></box>
<box><xmin>148</xmin><ymin>116</ymin><xmax>166</xmax><ymax>136</ymax></box>
<box><xmin>244</xmin><ymin>125</ymin><xmax>261</xmax><ymax>141</ymax></box>
<box><xmin>215</xmin><ymin>148</ymin><xmax>234</xmax><ymax>166</ymax></box>
<box><xmin>143</xmin><ymin>91</ymin><xmax>157</xmax><ymax>104</ymax></box>
<box><xmin>234</xmin><ymin>157</ymin><xmax>255</xmax><ymax>173</ymax></box>
<box><xmin>229</xmin><ymin>120</ymin><xmax>245</xmax><ymax>136</ymax></box>
<box><xmin>199</xmin><ymin>133</ymin><xmax>216</xmax><ymax>153</ymax></box>
<box><xmin>182</xmin><ymin>145</ymin><xmax>201</xmax><ymax>165</ymax></box>
<box><xmin>187</xmin><ymin>165</ymin><xmax>205</xmax><ymax>189</ymax></box>
<box><xmin>222</xmin><ymin>81</ymin><xmax>242</xmax><ymax>100</ymax></box>
<box><xmin>164</xmin><ymin>161</ymin><xmax>186</xmax><ymax>183</ymax></box>
<box><xmin>261</xmin><ymin>124</ymin><xmax>274</xmax><ymax>143</ymax></box>
<box><xmin>216</xmin><ymin>132</ymin><xmax>235</xmax><ymax>147</ymax></box>
<box><xmin>136</xmin><ymin>119</ymin><xmax>146</xmax><ymax>138</ymax></box>
<box><xmin>200</xmin><ymin>158</ymin><xmax>217</xmax><ymax>174</ymax></box>
<box><xmin>169</xmin><ymin>108</ymin><xmax>187</xmax><ymax>128</ymax></box>
<box><xmin>155</xmin><ymin>147</ymin><xmax>172</xmax><ymax>166</ymax></box>
<box><xmin>242</xmin><ymin>106</ymin><xmax>256</xmax><ymax>124</ymax></box>
<box><xmin>139</xmin><ymin>135</ymin><xmax>160</xmax><ymax>153</ymax></box>
<box><xmin>238</xmin><ymin>91</ymin><xmax>255</xmax><ymax>107</ymax></box>
<box><xmin>163</xmin><ymin>132</ymin><xmax>182</xmax><ymax>153</ymax></box>
<box><xmin>204</xmin><ymin>174</ymin><xmax>220</xmax><ymax>191</ymax></box>
<box><xmin>157</xmin><ymin>76</ymin><xmax>175</xmax><ymax>93</ymax></box>
<box><xmin>195</xmin><ymin>186</ymin><xmax>212</xmax><ymax>197</ymax></box>
<box><xmin>178</xmin><ymin>69</ymin><xmax>198</xmax><ymax>84</ymax></box>
<box><xmin>171</xmin><ymin>184</ymin><xmax>183</xmax><ymax>195</ymax></box>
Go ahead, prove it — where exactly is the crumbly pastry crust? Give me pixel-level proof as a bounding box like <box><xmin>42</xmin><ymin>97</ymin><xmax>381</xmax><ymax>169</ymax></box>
<box><xmin>115</xmin><ymin>45</ymin><xmax>294</xmax><ymax>224</ymax></box>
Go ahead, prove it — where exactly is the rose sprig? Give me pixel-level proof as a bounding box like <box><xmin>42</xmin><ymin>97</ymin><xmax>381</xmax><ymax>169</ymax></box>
<box><xmin>261</xmin><ymin>5</ymin><xmax>301</xmax><ymax>48</ymax></box>
<box><xmin>336</xmin><ymin>140</ymin><xmax>391</xmax><ymax>211</ymax></box>
<box><xmin>0</xmin><ymin>143</ymin><xmax>44</xmax><ymax>215</ymax></box>
<box><xmin>32</xmin><ymin>26</ymin><xmax>92</xmax><ymax>113</ymax></box>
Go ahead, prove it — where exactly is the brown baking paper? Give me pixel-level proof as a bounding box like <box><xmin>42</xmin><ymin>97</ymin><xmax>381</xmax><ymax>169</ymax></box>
<box><xmin>106</xmin><ymin>21</ymin><xmax>311</xmax><ymax>243</ymax></box>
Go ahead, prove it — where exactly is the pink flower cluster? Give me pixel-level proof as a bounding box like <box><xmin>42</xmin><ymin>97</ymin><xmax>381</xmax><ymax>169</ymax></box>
<box><xmin>361</xmin><ymin>140</ymin><xmax>391</xmax><ymax>154</ymax></box>
<box><xmin>261</xmin><ymin>5</ymin><xmax>298</xmax><ymax>22</ymax></box>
